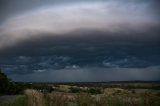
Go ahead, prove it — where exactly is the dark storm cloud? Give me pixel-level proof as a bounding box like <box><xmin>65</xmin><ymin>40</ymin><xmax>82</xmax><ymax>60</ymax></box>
<box><xmin>0</xmin><ymin>0</ymin><xmax>160</xmax><ymax>81</ymax></box>
<box><xmin>0</xmin><ymin>31</ymin><xmax>160</xmax><ymax>76</ymax></box>
<box><xmin>9</xmin><ymin>66</ymin><xmax>160</xmax><ymax>82</ymax></box>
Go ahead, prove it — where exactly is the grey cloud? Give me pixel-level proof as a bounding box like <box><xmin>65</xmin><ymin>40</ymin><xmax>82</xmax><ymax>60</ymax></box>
<box><xmin>102</xmin><ymin>56</ymin><xmax>154</xmax><ymax>68</ymax></box>
<box><xmin>0</xmin><ymin>0</ymin><xmax>160</xmax><ymax>82</ymax></box>
<box><xmin>9</xmin><ymin>66</ymin><xmax>160</xmax><ymax>82</ymax></box>
<box><xmin>15</xmin><ymin>56</ymin><xmax>33</xmax><ymax>63</ymax></box>
<box><xmin>0</xmin><ymin>0</ymin><xmax>159</xmax><ymax>49</ymax></box>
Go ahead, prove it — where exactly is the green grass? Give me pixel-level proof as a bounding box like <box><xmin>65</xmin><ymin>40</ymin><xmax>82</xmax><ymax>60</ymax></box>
<box><xmin>0</xmin><ymin>95</ymin><xmax>27</xmax><ymax>106</ymax></box>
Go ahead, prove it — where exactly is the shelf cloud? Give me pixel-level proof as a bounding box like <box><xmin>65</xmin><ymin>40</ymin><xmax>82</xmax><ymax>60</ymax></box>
<box><xmin>0</xmin><ymin>0</ymin><xmax>160</xmax><ymax>82</ymax></box>
<box><xmin>0</xmin><ymin>1</ymin><xmax>159</xmax><ymax>48</ymax></box>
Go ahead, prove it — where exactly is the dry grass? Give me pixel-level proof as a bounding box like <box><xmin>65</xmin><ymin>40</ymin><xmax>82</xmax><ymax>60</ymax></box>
<box><xmin>24</xmin><ymin>89</ymin><xmax>46</xmax><ymax>106</ymax></box>
<box><xmin>45</xmin><ymin>92</ymin><xmax>70</xmax><ymax>106</ymax></box>
<box><xmin>2</xmin><ymin>88</ymin><xmax>159</xmax><ymax>106</ymax></box>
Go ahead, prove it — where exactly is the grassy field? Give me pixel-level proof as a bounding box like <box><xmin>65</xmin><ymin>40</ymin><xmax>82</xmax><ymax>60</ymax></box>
<box><xmin>0</xmin><ymin>95</ymin><xmax>27</xmax><ymax>106</ymax></box>
<box><xmin>0</xmin><ymin>83</ymin><xmax>160</xmax><ymax>106</ymax></box>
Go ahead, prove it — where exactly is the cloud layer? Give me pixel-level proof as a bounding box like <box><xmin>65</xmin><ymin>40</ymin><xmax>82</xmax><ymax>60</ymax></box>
<box><xmin>0</xmin><ymin>0</ymin><xmax>160</xmax><ymax>82</ymax></box>
<box><xmin>0</xmin><ymin>1</ymin><xmax>159</xmax><ymax>48</ymax></box>
<box><xmin>9</xmin><ymin>66</ymin><xmax>160</xmax><ymax>82</ymax></box>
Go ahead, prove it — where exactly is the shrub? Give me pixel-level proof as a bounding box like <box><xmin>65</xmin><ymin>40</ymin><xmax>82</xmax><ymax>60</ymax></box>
<box><xmin>88</xmin><ymin>87</ymin><xmax>102</xmax><ymax>94</ymax></box>
<box><xmin>76</xmin><ymin>93</ymin><xmax>93</xmax><ymax>106</ymax></box>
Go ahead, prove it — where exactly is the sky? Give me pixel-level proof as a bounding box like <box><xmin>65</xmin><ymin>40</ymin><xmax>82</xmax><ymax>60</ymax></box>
<box><xmin>0</xmin><ymin>0</ymin><xmax>160</xmax><ymax>82</ymax></box>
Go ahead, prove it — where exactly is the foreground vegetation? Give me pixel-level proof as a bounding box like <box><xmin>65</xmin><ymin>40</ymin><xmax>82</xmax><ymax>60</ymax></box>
<box><xmin>1</xmin><ymin>87</ymin><xmax>160</xmax><ymax>106</ymax></box>
<box><xmin>1</xmin><ymin>69</ymin><xmax>160</xmax><ymax>106</ymax></box>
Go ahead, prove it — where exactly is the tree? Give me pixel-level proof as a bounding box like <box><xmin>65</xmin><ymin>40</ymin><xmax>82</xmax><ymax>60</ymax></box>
<box><xmin>0</xmin><ymin>69</ymin><xmax>10</xmax><ymax>94</ymax></box>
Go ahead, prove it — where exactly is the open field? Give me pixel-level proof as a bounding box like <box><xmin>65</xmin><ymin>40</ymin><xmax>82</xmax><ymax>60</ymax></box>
<box><xmin>0</xmin><ymin>82</ymin><xmax>160</xmax><ymax>106</ymax></box>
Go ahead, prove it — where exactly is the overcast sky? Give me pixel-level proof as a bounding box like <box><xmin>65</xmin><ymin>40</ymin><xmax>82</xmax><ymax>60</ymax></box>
<box><xmin>0</xmin><ymin>0</ymin><xmax>160</xmax><ymax>82</ymax></box>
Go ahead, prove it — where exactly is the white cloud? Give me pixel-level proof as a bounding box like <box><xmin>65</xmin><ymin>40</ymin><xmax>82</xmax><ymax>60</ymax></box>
<box><xmin>65</xmin><ymin>65</ymin><xmax>80</xmax><ymax>69</ymax></box>
<box><xmin>34</xmin><ymin>69</ymin><xmax>47</xmax><ymax>73</ymax></box>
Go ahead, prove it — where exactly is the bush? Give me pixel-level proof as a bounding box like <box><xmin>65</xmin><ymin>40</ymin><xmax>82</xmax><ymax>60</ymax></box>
<box><xmin>70</xmin><ymin>87</ymin><xmax>82</xmax><ymax>93</ymax></box>
<box><xmin>76</xmin><ymin>93</ymin><xmax>93</xmax><ymax>106</ymax></box>
<box><xmin>88</xmin><ymin>87</ymin><xmax>102</xmax><ymax>94</ymax></box>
